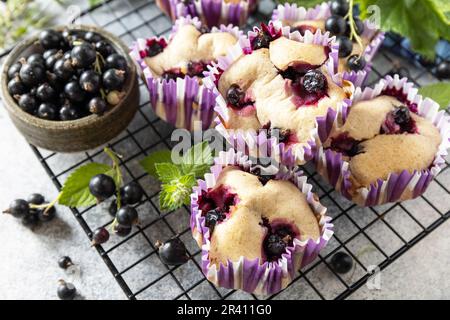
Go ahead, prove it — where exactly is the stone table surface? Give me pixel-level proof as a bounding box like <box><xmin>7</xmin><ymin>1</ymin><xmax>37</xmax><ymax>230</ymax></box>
<box><xmin>1</xmin><ymin>0</ymin><xmax>449</xmax><ymax>301</ymax></box>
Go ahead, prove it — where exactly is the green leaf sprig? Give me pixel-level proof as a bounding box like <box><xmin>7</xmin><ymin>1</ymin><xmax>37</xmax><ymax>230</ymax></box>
<box><xmin>140</xmin><ymin>142</ymin><xmax>213</xmax><ymax>211</ymax></box>
<box><xmin>418</xmin><ymin>82</ymin><xmax>450</xmax><ymax>109</ymax></box>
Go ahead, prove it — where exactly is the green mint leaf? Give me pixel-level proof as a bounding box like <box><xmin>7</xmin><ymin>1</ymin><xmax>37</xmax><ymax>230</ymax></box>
<box><xmin>140</xmin><ymin>150</ymin><xmax>173</xmax><ymax>178</ymax></box>
<box><xmin>358</xmin><ymin>0</ymin><xmax>450</xmax><ymax>59</ymax></box>
<box><xmin>59</xmin><ymin>163</ymin><xmax>112</xmax><ymax>207</ymax></box>
<box><xmin>418</xmin><ymin>82</ymin><xmax>450</xmax><ymax>109</ymax></box>
<box><xmin>155</xmin><ymin>163</ymin><xmax>182</xmax><ymax>183</ymax></box>
<box><xmin>181</xmin><ymin>141</ymin><xmax>213</xmax><ymax>178</ymax></box>
<box><xmin>282</xmin><ymin>0</ymin><xmax>325</xmax><ymax>8</ymax></box>
<box><xmin>159</xmin><ymin>174</ymin><xmax>196</xmax><ymax>211</ymax></box>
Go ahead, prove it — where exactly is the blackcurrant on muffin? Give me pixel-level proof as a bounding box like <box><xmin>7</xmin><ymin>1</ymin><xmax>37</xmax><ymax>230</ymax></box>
<box><xmin>191</xmin><ymin>150</ymin><xmax>333</xmax><ymax>295</ymax></box>
<box><xmin>130</xmin><ymin>17</ymin><xmax>242</xmax><ymax>130</ymax></box>
<box><xmin>156</xmin><ymin>0</ymin><xmax>259</xmax><ymax>27</ymax></box>
<box><xmin>316</xmin><ymin>75</ymin><xmax>450</xmax><ymax>206</ymax></box>
<box><xmin>205</xmin><ymin>23</ymin><xmax>353</xmax><ymax>165</ymax></box>
<box><xmin>272</xmin><ymin>1</ymin><xmax>384</xmax><ymax>86</ymax></box>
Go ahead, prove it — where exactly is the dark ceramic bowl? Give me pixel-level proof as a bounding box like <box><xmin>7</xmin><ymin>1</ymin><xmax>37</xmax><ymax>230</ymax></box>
<box><xmin>0</xmin><ymin>24</ymin><xmax>139</xmax><ymax>153</ymax></box>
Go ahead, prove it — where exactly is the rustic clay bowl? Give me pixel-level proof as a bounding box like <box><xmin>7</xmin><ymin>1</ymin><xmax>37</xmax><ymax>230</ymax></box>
<box><xmin>0</xmin><ymin>24</ymin><xmax>139</xmax><ymax>153</ymax></box>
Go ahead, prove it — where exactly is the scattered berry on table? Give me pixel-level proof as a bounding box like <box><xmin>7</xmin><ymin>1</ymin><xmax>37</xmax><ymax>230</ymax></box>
<box><xmin>157</xmin><ymin>238</ymin><xmax>189</xmax><ymax>266</ymax></box>
<box><xmin>89</xmin><ymin>174</ymin><xmax>116</xmax><ymax>201</ymax></box>
<box><xmin>27</xmin><ymin>193</ymin><xmax>45</xmax><ymax>205</ymax></box>
<box><xmin>91</xmin><ymin>227</ymin><xmax>110</xmax><ymax>245</ymax></box>
<box><xmin>58</xmin><ymin>256</ymin><xmax>74</xmax><ymax>269</ymax></box>
<box><xmin>330</xmin><ymin>251</ymin><xmax>353</xmax><ymax>274</ymax></box>
<box><xmin>116</xmin><ymin>206</ymin><xmax>139</xmax><ymax>227</ymax></box>
<box><xmin>113</xmin><ymin>223</ymin><xmax>132</xmax><ymax>237</ymax></box>
<box><xmin>108</xmin><ymin>200</ymin><xmax>118</xmax><ymax>217</ymax></box>
<box><xmin>3</xmin><ymin>199</ymin><xmax>30</xmax><ymax>218</ymax></box>
<box><xmin>21</xmin><ymin>212</ymin><xmax>39</xmax><ymax>229</ymax></box>
<box><xmin>57</xmin><ymin>280</ymin><xmax>77</xmax><ymax>300</ymax></box>
<box><xmin>37</xmin><ymin>206</ymin><xmax>56</xmax><ymax>222</ymax></box>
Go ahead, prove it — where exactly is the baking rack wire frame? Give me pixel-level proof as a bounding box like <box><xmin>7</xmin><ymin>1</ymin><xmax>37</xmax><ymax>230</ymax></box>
<box><xmin>0</xmin><ymin>0</ymin><xmax>449</xmax><ymax>300</ymax></box>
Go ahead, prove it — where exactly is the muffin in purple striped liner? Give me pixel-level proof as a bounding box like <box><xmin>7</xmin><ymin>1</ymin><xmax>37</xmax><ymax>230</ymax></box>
<box><xmin>272</xmin><ymin>2</ymin><xmax>385</xmax><ymax>87</ymax></box>
<box><xmin>156</xmin><ymin>0</ymin><xmax>259</xmax><ymax>28</ymax></box>
<box><xmin>315</xmin><ymin>74</ymin><xmax>450</xmax><ymax>206</ymax></box>
<box><xmin>129</xmin><ymin>16</ymin><xmax>243</xmax><ymax>131</ymax></box>
<box><xmin>203</xmin><ymin>21</ymin><xmax>354</xmax><ymax>166</ymax></box>
<box><xmin>190</xmin><ymin>149</ymin><xmax>333</xmax><ymax>295</ymax></box>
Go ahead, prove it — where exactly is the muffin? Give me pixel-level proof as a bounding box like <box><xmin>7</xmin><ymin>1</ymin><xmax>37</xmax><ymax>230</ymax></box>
<box><xmin>315</xmin><ymin>75</ymin><xmax>450</xmax><ymax>206</ymax></box>
<box><xmin>204</xmin><ymin>22</ymin><xmax>353</xmax><ymax>166</ymax></box>
<box><xmin>272</xmin><ymin>1</ymin><xmax>385</xmax><ymax>86</ymax></box>
<box><xmin>130</xmin><ymin>16</ymin><xmax>242</xmax><ymax>130</ymax></box>
<box><xmin>191</xmin><ymin>149</ymin><xmax>333</xmax><ymax>295</ymax></box>
<box><xmin>156</xmin><ymin>0</ymin><xmax>259</xmax><ymax>27</ymax></box>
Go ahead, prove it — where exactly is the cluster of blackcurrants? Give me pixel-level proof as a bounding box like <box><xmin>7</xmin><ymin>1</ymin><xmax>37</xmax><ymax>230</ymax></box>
<box><xmin>88</xmin><ymin>174</ymin><xmax>144</xmax><ymax>244</ymax></box>
<box><xmin>2</xmin><ymin>193</ymin><xmax>56</xmax><ymax>229</ymax></box>
<box><xmin>325</xmin><ymin>0</ymin><xmax>367</xmax><ymax>71</ymax></box>
<box><xmin>7</xmin><ymin>28</ymin><xmax>128</xmax><ymax>121</ymax></box>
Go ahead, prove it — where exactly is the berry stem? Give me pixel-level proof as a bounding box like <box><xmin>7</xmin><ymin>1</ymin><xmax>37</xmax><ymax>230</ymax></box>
<box><xmin>30</xmin><ymin>192</ymin><xmax>62</xmax><ymax>215</ymax></box>
<box><xmin>345</xmin><ymin>0</ymin><xmax>364</xmax><ymax>58</ymax></box>
<box><xmin>103</xmin><ymin>147</ymin><xmax>123</xmax><ymax>208</ymax></box>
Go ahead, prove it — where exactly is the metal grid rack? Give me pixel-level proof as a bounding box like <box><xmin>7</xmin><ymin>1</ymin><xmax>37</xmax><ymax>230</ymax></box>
<box><xmin>2</xmin><ymin>0</ymin><xmax>450</xmax><ymax>300</ymax></box>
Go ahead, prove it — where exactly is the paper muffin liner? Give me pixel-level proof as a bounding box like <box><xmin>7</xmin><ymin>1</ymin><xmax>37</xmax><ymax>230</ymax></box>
<box><xmin>315</xmin><ymin>74</ymin><xmax>450</xmax><ymax>206</ymax></box>
<box><xmin>203</xmin><ymin>21</ymin><xmax>352</xmax><ymax>165</ymax></box>
<box><xmin>272</xmin><ymin>2</ymin><xmax>385</xmax><ymax>87</ymax></box>
<box><xmin>190</xmin><ymin>149</ymin><xmax>333</xmax><ymax>295</ymax></box>
<box><xmin>129</xmin><ymin>16</ymin><xmax>243</xmax><ymax>131</ymax></box>
<box><xmin>156</xmin><ymin>0</ymin><xmax>259</xmax><ymax>27</ymax></box>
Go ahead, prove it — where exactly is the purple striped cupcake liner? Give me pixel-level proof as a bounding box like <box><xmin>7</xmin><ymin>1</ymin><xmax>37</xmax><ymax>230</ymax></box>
<box><xmin>203</xmin><ymin>21</ymin><xmax>354</xmax><ymax>165</ymax></box>
<box><xmin>129</xmin><ymin>16</ymin><xmax>243</xmax><ymax>131</ymax></box>
<box><xmin>190</xmin><ymin>149</ymin><xmax>333</xmax><ymax>295</ymax></box>
<box><xmin>272</xmin><ymin>2</ymin><xmax>385</xmax><ymax>87</ymax></box>
<box><xmin>156</xmin><ymin>0</ymin><xmax>259</xmax><ymax>28</ymax></box>
<box><xmin>315</xmin><ymin>74</ymin><xmax>450</xmax><ymax>206</ymax></box>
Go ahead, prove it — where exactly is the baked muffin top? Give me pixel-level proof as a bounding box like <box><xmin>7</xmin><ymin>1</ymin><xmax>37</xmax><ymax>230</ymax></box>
<box><xmin>325</xmin><ymin>95</ymin><xmax>441</xmax><ymax>189</ymax></box>
<box><xmin>198</xmin><ymin>166</ymin><xmax>321</xmax><ymax>266</ymax></box>
<box><xmin>144</xmin><ymin>24</ymin><xmax>238</xmax><ymax>80</ymax></box>
<box><xmin>218</xmin><ymin>32</ymin><xmax>351</xmax><ymax>154</ymax></box>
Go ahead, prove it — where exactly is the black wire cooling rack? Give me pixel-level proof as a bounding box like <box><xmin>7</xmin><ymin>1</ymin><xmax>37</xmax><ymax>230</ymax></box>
<box><xmin>1</xmin><ymin>0</ymin><xmax>449</xmax><ymax>300</ymax></box>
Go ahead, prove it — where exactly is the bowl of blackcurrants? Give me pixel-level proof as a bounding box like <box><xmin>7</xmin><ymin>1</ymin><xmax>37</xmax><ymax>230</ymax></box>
<box><xmin>0</xmin><ymin>25</ymin><xmax>139</xmax><ymax>152</ymax></box>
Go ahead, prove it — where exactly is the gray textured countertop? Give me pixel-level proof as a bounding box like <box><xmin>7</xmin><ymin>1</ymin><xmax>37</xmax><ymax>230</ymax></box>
<box><xmin>1</xmin><ymin>0</ymin><xmax>449</xmax><ymax>300</ymax></box>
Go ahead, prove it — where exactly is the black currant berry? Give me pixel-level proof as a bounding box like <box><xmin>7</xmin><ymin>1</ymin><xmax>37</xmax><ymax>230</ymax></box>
<box><xmin>45</xmin><ymin>51</ymin><xmax>64</xmax><ymax>70</ymax></box>
<box><xmin>53</xmin><ymin>58</ymin><xmax>75</xmax><ymax>80</ymax></box>
<box><xmin>27</xmin><ymin>53</ymin><xmax>45</xmax><ymax>67</ymax></box>
<box><xmin>102</xmin><ymin>69</ymin><xmax>125</xmax><ymax>91</ymax></box>
<box><xmin>71</xmin><ymin>43</ymin><xmax>97</xmax><ymax>68</ymax></box>
<box><xmin>330</xmin><ymin>251</ymin><xmax>353</xmax><ymax>274</ymax></box>
<box><xmin>39</xmin><ymin>30</ymin><xmax>63</xmax><ymax>49</ymax></box>
<box><xmin>436</xmin><ymin>61</ymin><xmax>450</xmax><ymax>79</ymax></box>
<box><xmin>226</xmin><ymin>84</ymin><xmax>245</xmax><ymax>106</ymax></box>
<box><xmin>57</xmin><ymin>280</ymin><xmax>77</xmax><ymax>300</ymax></box>
<box><xmin>109</xmin><ymin>200</ymin><xmax>118</xmax><ymax>217</ymax></box>
<box><xmin>79</xmin><ymin>70</ymin><xmax>101</xmax><ymax>93</ymax></box>
<box><xmin>36</xmin><ymin>83</ymin><xmax>56</xmax><ymax>102</ymax></box>
<box><xmin>19</xmin><ymin>63</ymin><xmax>46</xmax><ymax>87</ymax></box>
<box><xmin>84</xmin><ymin>31</ymin><xmax>102</xmax><ymax>43</ymax></box>
<box><xmin>120</xmin><ymin>182</ymin><xmax>144</xmax><ymax>205</ymax></box>
<box><xmin>64</xmin><ymin>81</ymin><xmax>86</xmax><ymax>103</ymax></box>
<box><xmin>18</xmin><ymin>93</ymin><xmax>38</xmax><ymax>114</ymax></box>
<box><xmin>113</xmin><ymin>224</ymin><xmax>132</xmax><ymax>237</ymax></box>
<box><xmin>59</xmin><ymin>105</ymin><xmax>81</xmax><ymax>121</ymax></box>
<box><xmin>302</xmin><ymin>69</ymin><xmax>327</xmax><ymax>93</ymax></box>
<box><xmin>43</xmin><ymin>49</ymin><xmax>58</xmax><ymax>60</ymax></box>
<box><xmin>8</xmin><ymin>76</ymin><xmax>26</xmax><ymax>96</ymax></box>
<box><xmin>105</xmin><ymin>54</ymin><xmax>128</xmax><ymax>72</ymax></box>
<box><xmin>27</xmin><ymin>193</ymin><xmax>45</xmax><ymax>205</ymax></box>
<box><xmin>116</xmin><ymin>206</ymin><xmax>139</xmax><ymax>227</ymax></box>
<box><xmin>21</xmin><ymin>212</ymin><xmax>39</xmax><ymax>228</ymax></box>
<box><xmin>325</xmin><ymin>15</ymin><xmax>346</xmax><ymax>35</ymax></box>
<box><xmin>89</xmin><ymin>174</ymin><xmax>116</xmax><ymax>201</ymax></box>
<box><xmin>330</xmin><ymin>0</ymin><xmax>349</xmax><ymax>17</ymax></box>
<box><xmin>3</xmin><ymin>199</ymin><xmax>30</xmax><ymax>218</ymax></box>
<box><xmin>91</xmin><ymin>227</ymin><xmax>110</xmax><ymax>245</ymax></box>
<box><xmin>8</xmin><ymin>62</ymin><xmax>23</xmax><ymax>79</ymax></box>
<box><xmin>37</xmin><ymin>207</ymin><xmax>56</xmax><ymax>222</ymax></box>
<box><xmin>88</xmin><ymin>97</ymin><xmax>107</xmax><ymax>115</ymax></box>
<box><xmin>58</xmin><ymin>256</ymin><xmax>73</xmax><ymax>269</ymax></box>
<box><xmin>264</xmin><ymin>234</ymin><xmax>286</xmax><ymax>258</ymax></box>
<box><xmin>347</xmin><ymin>55</ymin><xmax>366</xmax><ymax>71</ymax></box>
<box><xmin>95</xmin><ymin>41</ymin><xmax>114</xmax><ymax>58</ymax></box>
<box><xmin>157</xmin><ymin>238</ymin><xmax>189</xmax><ymax>266</ymax></box>
<box><xmin>336</xmin><ymin>36</ymin><xmax>353</xmax><ymax>58</ymax></box>
<box><xmin>37</xmin><ymin>103</ymin><xmax>58</xmax><ymax>120</ymax></box>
